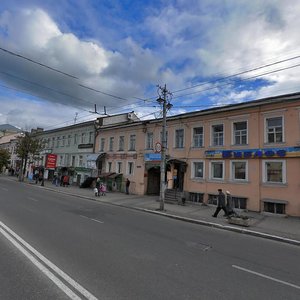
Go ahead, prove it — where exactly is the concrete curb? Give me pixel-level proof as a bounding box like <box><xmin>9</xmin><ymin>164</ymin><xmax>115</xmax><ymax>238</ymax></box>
<box><xmin>10</xmin><ymin>178</ymin><xmax>300</xmax><ymax>247</ymax></box>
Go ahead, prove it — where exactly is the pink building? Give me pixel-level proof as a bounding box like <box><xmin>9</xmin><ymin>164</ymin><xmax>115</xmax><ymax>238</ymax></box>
<box><xmin>95</xmin><ymin>92</ymin><xmax>300</xmax><ymax>217</ymax></box>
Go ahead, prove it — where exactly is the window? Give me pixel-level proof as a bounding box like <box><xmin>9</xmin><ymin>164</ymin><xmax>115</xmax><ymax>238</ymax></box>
<box><xmin>119</xmin><ymin>136</ymin><xmax>124</xmax><ymax>151</ymax></box>
<box><xmin>100</xmin><ymin>138</ymin><xmax>105</xmax><ymax>152</ymax></box>
<box><xmin>89</xmin><ymin>132</ymin><xmax>93</xmax><ymax>143</ymax></box>
<box><xmin>233</xmin><ymin>121</ymin><xmax>247</xmax><ymax>145</ymax></box>
<box><xmin>109</xmin><ymin>137</ymin><xmax>114</xmax><ymax>151</ymax></box>
<box><xmin>210</xmin><ymin>161</ymin><xmax>224</xmax><ymax>180</ymax></box>
<box><xmin>263</xmin><ymin>160</ymin><xmax>286</xmax><ymax>184</ymax></box>
<box><xmin>231</xmin><ymin>161</ymin><xmax>248</xmax><ymax>181</ymax></box>
<box><xmin>59</xmin><ymin>155</ymin><xmax>64</xmax><ymax>166</ymax></box>
<box><xmin>265</xmin><ymin>116</ymin><xmax>283</xmax><ymax>143</ymax></box>
<box><xmin>263</xmin><ymin>202</ymin><xmax>285</xmax><ymax>214</ymax></box>
<box><xmin>52</xmin><ymin>137</ymin><xmax>55</xmax><ymax>148</ymax></box>
<box><xmin>127</xmin><ymin>162</ymin><xmax>134</xmax><ymax>175</ymax></box>
<box><xmin>146</xmin><ymin>132</ymin><xmax>154</xmax><ymax>149</ymax></box>
<box><xmin>79</xmin><ymin>155</ymin><xmax>83</xmax><ymax>167</ymax></box>
<box><xmin>193</xmin><ymin>127</ymin><xmax>203</xmax><ymax>148</ymax></box>
<box><xmin>175</xmin><ymin>129</ymin><xmax>184</xmax><ymax>148</ymax></box>
<box><xmin>232</xmin><ymin>197</ymin><xmax>247</xmax><ymax>209</ymax></box>
<box><xmin>74</xmin><ymin>134</ymin><xmax>78</xmax><ymax>145</ymax></box>
<box><xmin>160</xmin><ymin>131</ymin><xmax>168</xmax><ymax>148</ymax></box>
<box><xmin>71</xmin><ymin>156</ymin><xmax>75</xmax><ymax>167</ymax></box>
<box><xmin>56</xmin><ymin>137</ymin><xmax>60</xmax><ymax>148</ymax></box>
<box><xmin>108</xmin><ymin>162</ymin><xmax>112</xmax><ymax>172</ymax></box>
<box><xmin>81</xmin><ymin>133</ymin><xmax>86</xmax><ymax>144</ymax></box>
<box><xmin>189</xmin><ymin>192</ymin><xmax>204</xmax><ymax>203</ymax></box>
<box><xmin>117</xmin><ymin>162</ymin><xmax>122</xmax><ymax>173</ymax></box>
<box><xmin>62</xmin><ymin>136</ymin><xmax>65</xmax><ymax>147</ymax></box>
<box><xmin>129</xmin><ymin>134</ymin><xmax>136</xmax><ymax>151</ymax></box>
<box><xmin>212</xmin><ymin>124</ymin><xmax>224</xmax><ymax>146</ymax></box>
<box><xmin>192</xmin><ymin>161</ymin><xmax>204</xmax><ymax>179</ymax></box>
<box><xmin>67</xmin><ymin>135</ymin><xmax>71</xmax><ymax>146</ymax></box>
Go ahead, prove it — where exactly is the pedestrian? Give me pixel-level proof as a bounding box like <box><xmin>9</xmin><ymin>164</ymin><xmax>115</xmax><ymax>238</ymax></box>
<box><xmin>125</xmin><ymin>178</ymin><xmax>130</xmax><ymax>194</ymax></box>
<box><xmin>95</xmin><ymin>177</ymin><xmax>101</xmax><ymax>196</ymax></box>
<box><xmin>225</xmin><ymin>191</ymin><xmax>235</xmax><ymax>216</ymax></box>
<box><xmin>212</xmin><ymin>188</ymin><xmax>228</xmax><ymax>218</ymax></box>
<box><xmin>63</xmin><ymin>175</ymin><xmax>69</xmax><ymax>187</ymax></box>
<box><xmin>100</xmin><ymin>183</ymin><xmax>106</xmax><ymax>196</ymax></box>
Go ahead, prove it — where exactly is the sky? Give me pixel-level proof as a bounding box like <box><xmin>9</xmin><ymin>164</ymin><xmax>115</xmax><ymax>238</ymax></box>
<box><xmin>1</xmin><ymin>0</ymin><xmax>300</xmax><ymax>130</ymax></box>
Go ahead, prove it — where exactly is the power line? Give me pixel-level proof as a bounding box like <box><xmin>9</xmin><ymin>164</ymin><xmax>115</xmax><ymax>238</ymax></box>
<box><xmin>0</xmin><ymin>47</ymin><xmax>78</xmax><ymax>79</ymax></box>
<box><xmin>171</xmin><ymin>54</ymin><xmax>300</xmax><ymax>94</ymax></box>
<box><xmin>172</xmin><ymin>62</ymin><xmax>300</xmax><ymax>100</ymax></box>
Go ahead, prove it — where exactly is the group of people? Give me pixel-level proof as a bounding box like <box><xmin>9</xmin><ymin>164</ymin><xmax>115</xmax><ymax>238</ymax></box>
<box><xmin>212</xmin><ymin>188</ymin><xmax>235</xmax><ymax>218</ymax></box>
<box><xmin>94</xmin><ymin>177</ymin><xmax>107</xmax><ymax>196</ymax></box>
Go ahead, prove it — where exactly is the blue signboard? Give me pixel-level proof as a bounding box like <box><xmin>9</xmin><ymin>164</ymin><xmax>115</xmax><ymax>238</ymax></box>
<box><xmin>205</xmin><ymin>146</ymin><xmax>300</xmax><ymax>159</ymax></box>
<box><xmin>144</xmin><ymin>153</ymin><xmax>161</xmax><ymax>161</ymax></box>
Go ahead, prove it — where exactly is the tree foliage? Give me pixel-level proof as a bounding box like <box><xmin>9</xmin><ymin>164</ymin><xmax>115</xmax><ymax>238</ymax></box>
<box><xmin>16</xmin><ymin>132</ymin><xmax>44</xmax><ymax>180</ymax></box>
<box><xmin>0</xmin><ymin>148</ymin><xmax>10</xmax><ymax>172</ymax></box>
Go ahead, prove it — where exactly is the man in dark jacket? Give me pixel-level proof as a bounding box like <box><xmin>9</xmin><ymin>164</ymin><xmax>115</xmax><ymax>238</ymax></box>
<box><xmin>212</xmin><ymin>189</ymin><xmax>228</xmax><ymax>218</ymax></box>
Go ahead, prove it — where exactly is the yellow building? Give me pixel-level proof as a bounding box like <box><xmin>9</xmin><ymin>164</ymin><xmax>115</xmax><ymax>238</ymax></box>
<box><xmin>94</xmin><ymin>92</ymin><xmax>300</xmax><ymax>217</ymax></box>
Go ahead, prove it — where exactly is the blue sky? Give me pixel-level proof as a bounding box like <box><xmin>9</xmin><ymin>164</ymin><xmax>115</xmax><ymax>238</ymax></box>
<box><xmin>1</xmin><ymin>0</ymin><xmax>300</xmax><ymax>129</ymax></box>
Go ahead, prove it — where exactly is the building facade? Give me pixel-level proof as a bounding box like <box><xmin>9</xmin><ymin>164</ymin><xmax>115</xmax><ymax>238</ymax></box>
<box><xmin>94</xmin><ymin>92</ymin><xmax>300</xmax><ymax>217</ymax></box>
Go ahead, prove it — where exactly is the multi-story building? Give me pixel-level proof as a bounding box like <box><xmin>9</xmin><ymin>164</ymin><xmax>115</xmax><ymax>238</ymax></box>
<box><xmin>33</xmin><ymin>112</ymin><xmax>139</xmax><ymax>186</ymax></box>
<box><xmin>94</xmin><ymin>92</ymin><xmax>300</xmax><ymax>217</ymax></box>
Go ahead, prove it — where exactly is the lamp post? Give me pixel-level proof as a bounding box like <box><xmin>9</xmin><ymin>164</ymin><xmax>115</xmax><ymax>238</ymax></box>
<box><xmin>157</xmin><ymin>84</ymin><xmax>172</xmax><ymax>211</ymax></box>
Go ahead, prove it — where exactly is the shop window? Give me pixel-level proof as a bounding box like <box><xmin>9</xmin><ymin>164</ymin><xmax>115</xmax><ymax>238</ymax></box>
<box><xmin>264</xmin><ymin>202</ymin><xmax>285</xmax><ymax>214</ymax></box>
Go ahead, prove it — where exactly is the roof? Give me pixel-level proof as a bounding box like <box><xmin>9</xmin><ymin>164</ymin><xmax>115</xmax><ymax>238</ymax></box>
<box><xmin>0</xmin><ymin>124</ymin><xmax>22</xmax><ymax>132</ymax></box>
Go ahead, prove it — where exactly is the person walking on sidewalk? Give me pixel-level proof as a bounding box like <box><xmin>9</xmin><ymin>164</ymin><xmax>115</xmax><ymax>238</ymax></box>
<box><xmin>125</xmin><ymin>178</ymin><xmax>130</xmax><ymax>194</ymax></box>
<box><xmin>212</xmin><ymin>189</ymin><xmax>228</xmax><ymax>218</ymax></box>
<box><xmin>225</xmin><ymin>190</ymin><xmax>235</xmax><ymax>216</ymax></box>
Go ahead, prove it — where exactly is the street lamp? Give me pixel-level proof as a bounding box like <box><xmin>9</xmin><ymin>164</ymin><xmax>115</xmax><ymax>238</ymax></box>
<box><xmin>157</xmin><ymin>84</ymin><xmax>172</xmax><ymax>211</ymax></box>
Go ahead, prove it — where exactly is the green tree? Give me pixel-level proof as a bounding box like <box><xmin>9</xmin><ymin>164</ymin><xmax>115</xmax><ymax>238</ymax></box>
<box><xmin>0</xmin><ymin>148</ymin><xmax>10</xmax><ymax>173</ymax></box>
<box><xmin>15</xmin><ymin>132</ymin><xmax>44</xmax><ymax>181</ymax></box>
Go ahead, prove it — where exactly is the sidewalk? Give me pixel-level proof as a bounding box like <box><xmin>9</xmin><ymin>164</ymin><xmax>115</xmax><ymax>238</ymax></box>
<box><xmin>5</xmin><ymin>176</ymin><xmax>300</xmax><ymax>246</ymax></box>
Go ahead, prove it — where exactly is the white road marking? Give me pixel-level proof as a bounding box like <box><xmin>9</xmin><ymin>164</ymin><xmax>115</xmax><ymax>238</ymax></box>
<box><xmin>0</xmin><ymin>187</ymin><xmax>8</xmax><ymax>191</ymax></box>
<box><xmin>80</xmin><ymin>215</ymin><xmax>104</xmax><ymax>224</ymax></box>
<box><xmin>27</xmin><ymin>197</ymin><xmax>39</xmax><ymax>202</ymax></box>
<box><xmin>0</xmin><ymin>220</ymin><xmax>98</xmax><ymax>300</ymax></box>
<box><xmin>232</xmin><ymin>265</ymin><xmax>300</xmax><ymax>290</ymax></box>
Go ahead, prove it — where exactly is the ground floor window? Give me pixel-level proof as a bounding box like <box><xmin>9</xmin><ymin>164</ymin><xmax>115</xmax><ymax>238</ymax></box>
<box><xmin>231</xmin><ymin>160</ymin><xmax>248</xmax><ymax>181</ymax></box>
<box><xmin>189</xmin><ymin>192</ymin><xmax>204</xmax><ymax>203</ymax></box>
<box><xmin>208</xmin><ymin>194</ymin><xmax>218</xmax><ymax>205</ymax></box>
<box><xmin>264</xmin><ymin>202</ymin><xmax>286</xmax><ymax>214</ymax></box>
<box><xmin>232</xmin><ymin>197</ymin><xmax>247</xmax><ymax>209</ymax></box>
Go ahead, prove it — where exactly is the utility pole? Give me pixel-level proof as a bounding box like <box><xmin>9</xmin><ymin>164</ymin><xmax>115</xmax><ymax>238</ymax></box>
<box><xmin>157</xmin><ymin>84</ymin><xmax>172</xmax><ymax>211</ymax></box>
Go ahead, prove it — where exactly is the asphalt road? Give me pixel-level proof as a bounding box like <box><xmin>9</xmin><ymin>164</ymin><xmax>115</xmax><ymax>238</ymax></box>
<box><xmin>0</xmin><ymin>178</ymin><xmax>299</xmax><ymax>300</ymax></box>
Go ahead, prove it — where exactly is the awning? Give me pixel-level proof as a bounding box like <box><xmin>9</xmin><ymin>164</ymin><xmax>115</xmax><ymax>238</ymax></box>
<box><xmin>262</xmin><ymin>198</ymin><xmax>288</xmax><ymax>204</ymax></box>
<box><xmin>167</xmin><ymin>159</ymin><xmax>187</xmax><ymax>166</ymax></box>
<box><xmin>98</xmin><ymin>172</ymin><xmax>114</xmax><ymax>178</ymax></box>
<box><xmin>108</xmin><ymin>173</ymin><xmax>123</xmax><ymax>179</ymax></box>
<box><xmin>86</xmin><ymin>153</ymin><xmax>106</xmax><ymax>162</ymax></box>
